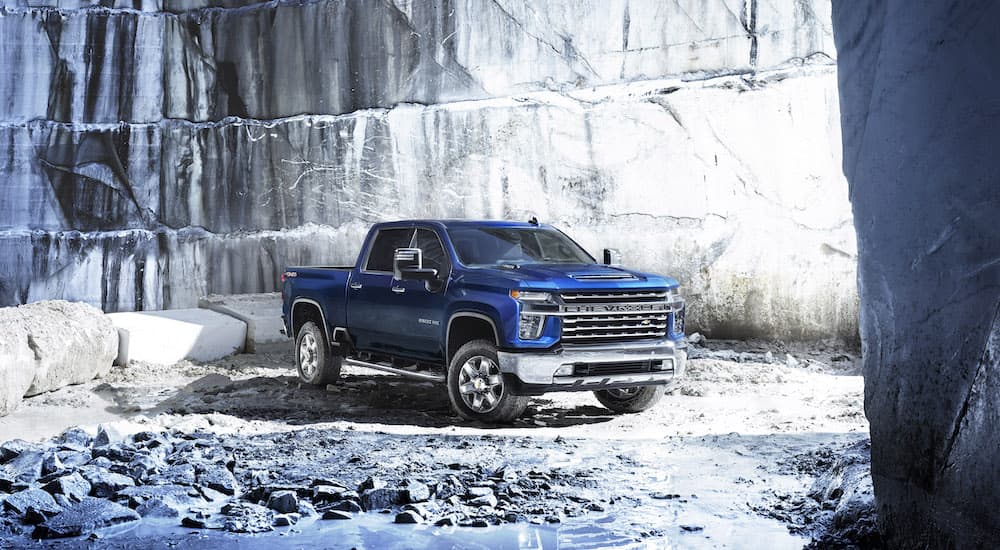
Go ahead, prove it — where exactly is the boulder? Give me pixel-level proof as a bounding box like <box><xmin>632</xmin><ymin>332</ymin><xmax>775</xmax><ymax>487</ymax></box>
<box><xmin>93</xmin><ymin>425</ymin><xmax>124</xmax><ymax>448</ymax></box>
<box><xmin>80</xmin><ymin>468</ymin><xmax>135</xmax><ymax>498</ymax></box>
<box><xmin>360</xmin><ymin>488</ymin><xmax>405</xmax><ymax>511</ymax></box>
<box><xmin>56</xmin><ymin>427</ymin><xmax>93</xmax><ymax>449</ymax></box>
<box><xmin>394</xmin><ymin>510</ymin><xmax>422</xmax><ymax>524</ymax></box>
<box><xmin>41</xmin><ymin>453</ymin><xmax>65</xmax><ymax>477</ymax></box>
<box><xmin>0</xmin><ymin>440</ymin><xmax>35</xmax><ymax>463</ymax></box>
<box><xmin>328</xmin><ymin>500</ymin><xmax>362</xmax><ymax>513</ymax></box>
<box><xmin>0</xmin><ymin>302</ymin><xmax>117</xmax><ymax>408</ymax></box>
<box><xmin>150</xmin><ymin>463</ymin><xmax>196</xmax><ymax>486</ymax></box>
<box><xmin>468</xmin><ymin>494</ymin><xmax>498</xmax><ymax>508</ymax></box>
<box><xmin>33</xmin><ymin>498</ymin><xmax>139</xmax><ymax>539</ymax></box>
<box><xmin>3</xmin><ymin>450</ymin><xmax>45</xmax><ymax>483</ymax></box>
<box><xmin>195</xmin><ymin>464</ymin><xmax>239</xmax><ymax>496</ymax></box>
<box><xmin>136</xmin><ymin>499</ymin><xmax>181</xmax><ymax>518</ymax></box>
<box><xmin>56</xmin><ymin>450</ymin><xmax>92</xmax><ymax>470</ymax></box>
<box><xmin>0</xmin><ymin>320</ymin><xmax>34</xmax><ymax>417</ymax></box>
<box><xmin>401</xmin><ymin>478</ymin><xmax>430</xmax><ymax>503</ymax></box>
<box><xmin>42</xmin><ymin>473</ymin><xmax>92</xmax><ymax>503</ymax></box>
<box><xmin>266</xmin><ymin>490</ymin><xmax>298</xmax><ymax>514</ymax></box>
<box><xmin>198</xmin><ymin>293</ymin><xmax>286</xmax><ymax>353</ymax></box>
<box><xmin>108</xmin><ymin>309</ymin><xmax>246</xmax><ymax>366</ymax></box>
<box><xmin>117</xmin><ymin>484</ymin><xmax>204</xmax><ymax>517</ymax></box>
<box><xmin>3</xmin><ymin>488</ymin><xmax>62</xmax><ymax>518</ymax></box>
<box><xmin>221</xmin><ymin>502</ymin><xmax>273</xmax><ymax>534</ymax></box>
<box><xmin>273</xmin><ymin>513</ymin><xmax>299</xmax><ymax>527</ymax></box>
<box><xmin>321</xmin><ymin>510</ymin><xmax>353</xmax><ymax>520</ymax></box>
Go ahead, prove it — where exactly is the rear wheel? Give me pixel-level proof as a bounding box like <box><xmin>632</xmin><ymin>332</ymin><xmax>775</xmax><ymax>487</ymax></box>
<box><xmin>593</xmin><ymin>385</ymin><xmax>666</xmax><ymax>413</ymax></box>
<box><xmin>447</xmin><ymin>340</ymin><xmax>528</xmax><ymax>423</ymax></box>
<box><xmin>295</xmin><ymin>321</ymin><xmax>342</xmax><ymax>386</ymax></box>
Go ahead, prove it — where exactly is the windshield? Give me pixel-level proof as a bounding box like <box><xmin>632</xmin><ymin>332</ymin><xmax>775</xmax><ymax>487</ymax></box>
<box><xmin>447</xmin><ymin>227</ymin><xmax>595</xmax><ymax>266</ymax></box>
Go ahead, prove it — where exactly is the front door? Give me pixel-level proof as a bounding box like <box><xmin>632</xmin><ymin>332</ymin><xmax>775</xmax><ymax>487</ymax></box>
<box><xmin>389</xmin><ymin>228</ymin><xmax>451</xmax><ymax>360</ymax></box>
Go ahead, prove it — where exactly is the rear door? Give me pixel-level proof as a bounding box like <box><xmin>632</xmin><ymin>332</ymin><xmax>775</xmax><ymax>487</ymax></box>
<box><xmin>346</xmin><ymin>226</ymin><xmax>414</xmax><ymax>353</ymax></box>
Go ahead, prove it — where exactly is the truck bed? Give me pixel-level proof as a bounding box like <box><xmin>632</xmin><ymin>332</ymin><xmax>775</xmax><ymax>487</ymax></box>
<box><xmin>286</xmin><ymin>266</ymin><xmax>353</xmax><ymax>270</ymax></box>
<box><xmin>283</xmin><ymin>266</ymin><xmax>354</xmax><ymax>332</ymax></box>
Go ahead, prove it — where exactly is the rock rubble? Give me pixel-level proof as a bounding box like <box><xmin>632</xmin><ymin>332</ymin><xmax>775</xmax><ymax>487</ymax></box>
<box><xmin>0</xmin><ymin>423</ymin><xmax>610</xmax><ymax>540</ymax></box>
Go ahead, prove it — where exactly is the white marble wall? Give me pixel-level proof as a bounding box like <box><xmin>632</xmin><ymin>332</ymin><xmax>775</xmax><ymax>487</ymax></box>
<box><xmin>0</xmin><ymin>0</ymin><xmax>851</xmax><ymax>340</ymax></box>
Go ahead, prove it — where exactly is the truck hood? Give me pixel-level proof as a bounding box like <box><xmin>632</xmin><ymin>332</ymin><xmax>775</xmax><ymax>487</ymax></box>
<box><xmin>461</xmin><ymin>262</ymin><xmax>678</xmax><ymax>291</ymax></box>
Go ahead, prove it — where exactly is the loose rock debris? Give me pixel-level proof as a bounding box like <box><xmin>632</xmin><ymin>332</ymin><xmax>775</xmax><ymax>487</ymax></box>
<box><xmin>0</xmin><ymin>425</ymin><xmax>618</xmax><ymax>540</ymax></box>
<box><xmin>0</xmin><ymin>338</ymin><xmax>874</xmax><ymax>546</ymax></box>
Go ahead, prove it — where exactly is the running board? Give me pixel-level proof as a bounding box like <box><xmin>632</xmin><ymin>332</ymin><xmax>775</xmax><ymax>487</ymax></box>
<box><xmin>342</xmin><ymin>358</ymin><xmax>446</xmax><ymax>383</ymax></box>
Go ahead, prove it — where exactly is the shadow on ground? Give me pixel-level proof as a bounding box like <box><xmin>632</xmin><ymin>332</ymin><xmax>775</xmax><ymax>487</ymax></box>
<box><xmin>139</xmin><ymin>368</ymin><xmax>617</xmax><ymax>430</ymax></box>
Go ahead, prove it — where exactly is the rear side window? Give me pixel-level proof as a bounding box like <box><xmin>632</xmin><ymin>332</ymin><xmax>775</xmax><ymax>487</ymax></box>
<box><xmin>365</xmin><ymin>228</ymin><xmax>414</xmax><ymax>272</ymax></box>
<box><xmin>414</xmin><ymin>228</ymin><xmax>449</xmax><ymax>274</ymax></box>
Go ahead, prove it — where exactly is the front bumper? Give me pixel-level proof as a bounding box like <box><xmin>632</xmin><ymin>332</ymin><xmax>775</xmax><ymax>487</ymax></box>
<box><xmin>496</xmin><ymin>338</ymin><xmax>686</xmax><ymax>395</ymax></box>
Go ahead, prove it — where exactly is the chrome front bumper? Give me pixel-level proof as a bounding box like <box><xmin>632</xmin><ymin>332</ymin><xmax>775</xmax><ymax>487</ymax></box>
<box><xmin>496</xmin><ymin>338</ymin><xmax>686</xmax><ymax>393</ymax></box>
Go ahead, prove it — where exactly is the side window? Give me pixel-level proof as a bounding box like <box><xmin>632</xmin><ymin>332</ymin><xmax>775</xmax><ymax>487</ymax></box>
<box><xmin>414</xmin><ymin>229</ymin><xmax>449</xmax><ymax>274</ymax></box>
<box><xmin>364</xmin><ymin>228</ymin><xmax>414</xmax><ymax>272</ymax></box>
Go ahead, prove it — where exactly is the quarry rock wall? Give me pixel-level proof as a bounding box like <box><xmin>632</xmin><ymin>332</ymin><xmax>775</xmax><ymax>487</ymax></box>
<box><xmin>0</xmin><ymin>0</ymin><xmax>853</xmax><ymax>340</ymax></box>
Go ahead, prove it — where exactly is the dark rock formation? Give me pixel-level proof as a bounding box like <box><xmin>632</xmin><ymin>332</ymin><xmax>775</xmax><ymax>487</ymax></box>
<box><xmin>832</xmin><ymin>1</ymin><xmax>1000</xmax><ymax>547</ymax></box>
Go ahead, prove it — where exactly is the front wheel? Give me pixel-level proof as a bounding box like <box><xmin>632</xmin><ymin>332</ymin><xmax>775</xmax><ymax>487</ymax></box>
<box><xmin>593</xmin><ymin>385</ymin><xmax>666</xmax><ymax>413</ymax></box>
<box><xmin>295</xmin><ymin>321</ymin><xmax>342</xmax><ymax>386</ymax></box>
<box><xmin>447</xmin><ymin>340</ymin><xmax>528</xmax><ymax>423</ymax></box>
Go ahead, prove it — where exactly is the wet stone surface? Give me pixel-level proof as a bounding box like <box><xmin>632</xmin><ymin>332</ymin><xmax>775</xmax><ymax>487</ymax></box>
<box><xmin>0</xmin><ymin>424</ymin><xmax>617</xmax><ymax>540</ymax></box>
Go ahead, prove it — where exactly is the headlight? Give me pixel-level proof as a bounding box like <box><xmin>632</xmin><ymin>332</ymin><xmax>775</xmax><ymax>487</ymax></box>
<box><xmin>509</xmin><ymin>290</ymin><xmax>552</xmax><ymax>302</ymax></box>
<box><xmin>673</xmin><ymin>305</ymin><xmax>686</xmax><ymax>335</ymax></box>
<box><xmin>518</xmin><ymin>314</ymin><xmax>545</xmax><ymax>340</ymax></box>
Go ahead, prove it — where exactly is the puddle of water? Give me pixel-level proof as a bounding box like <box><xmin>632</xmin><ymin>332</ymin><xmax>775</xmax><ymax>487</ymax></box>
<box><xmin>29</xmin><ymin>509</ymin><xmax>804</xmax><ymax>550</ymax></box>
<box><xmin>36</xmin><ymin>514</ymin><xmax>558</xmax><ymax>550</ymax></box>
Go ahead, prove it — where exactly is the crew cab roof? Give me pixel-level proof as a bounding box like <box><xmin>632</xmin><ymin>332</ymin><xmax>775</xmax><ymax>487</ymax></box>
<box><xmin>373</xmin><ymin>219</ymin><xmax>550</xmax><ymax>230</ymax></box>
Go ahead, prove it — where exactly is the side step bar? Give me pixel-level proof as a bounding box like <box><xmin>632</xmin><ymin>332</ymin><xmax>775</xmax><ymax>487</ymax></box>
<box><xmin>342</xmin><ymin>358</ymin><xmax>446</xmax><ymax>383</ymax></box>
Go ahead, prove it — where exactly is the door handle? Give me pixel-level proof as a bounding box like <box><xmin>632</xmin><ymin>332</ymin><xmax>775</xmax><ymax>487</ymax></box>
<box><xmin>349</xmin><ymin>282</ymin><xmax>363</xmax><ymax>290</ymax></box>
<box><xmin>391</xmin><ymin>286</ymin><xmax>406</xmax><ymax>294</ymax></box>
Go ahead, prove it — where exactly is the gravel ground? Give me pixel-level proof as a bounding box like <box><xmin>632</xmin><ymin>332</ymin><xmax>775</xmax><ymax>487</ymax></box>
<box><xmin>0</xmin><ymin>337</ymin><xmax>875</xmax><ymax>548</ymax></box>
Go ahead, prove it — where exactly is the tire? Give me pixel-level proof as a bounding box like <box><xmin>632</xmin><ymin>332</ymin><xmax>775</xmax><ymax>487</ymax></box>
<box><xmin>295</xmin><ymin>321</ymin><xmax>342</xmax><ymax>386</ymax></box>
<box><xmin>447</xmin><ymin>340</ymin><xmax>528</xmax><ymax>423</ymax></box>
<box><xmin>593</xmin><ymin>385</ymin><xmax>666</xmax><ymax>414</ymax></box>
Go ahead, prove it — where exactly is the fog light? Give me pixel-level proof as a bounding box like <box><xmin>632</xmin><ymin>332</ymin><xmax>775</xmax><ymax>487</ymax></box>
<box><xmin>554</xmin><ymin>365</ymin><xmax>574</xmax><ymax>377</ymax></box>
<box><xmin>519</xmin><ymin>314</ymin><xmax>545</xmax><ymax>340</ymax></box>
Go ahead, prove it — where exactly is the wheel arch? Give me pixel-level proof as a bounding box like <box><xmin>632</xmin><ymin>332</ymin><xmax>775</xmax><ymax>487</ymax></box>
<box><xmin>446</xmin><ymin>312</ymin><xmax>500</xmax><ymax>362</ymax></box>
<box><xmin>291</xmin><ymin>298</ymin><xmax>329</xmax><ymax>345</ymax></box>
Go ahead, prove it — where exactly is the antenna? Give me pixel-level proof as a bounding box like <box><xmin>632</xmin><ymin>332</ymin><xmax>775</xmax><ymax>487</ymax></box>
<box><xmin>528</xmin><ymin>216</ymin><xmax>539</xmax><ymax>226</ymax></box>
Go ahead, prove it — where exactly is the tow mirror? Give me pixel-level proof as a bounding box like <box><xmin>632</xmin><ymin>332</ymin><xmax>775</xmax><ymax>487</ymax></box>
<box><xmin>603</xmin><ymin>248</ymin><xmax>623</xmax><ymax>266</ymax></box>
<box><xmin>393</xmin><ymin>248</ymin><xmax>438</xmax><ymax>281</ymax></box>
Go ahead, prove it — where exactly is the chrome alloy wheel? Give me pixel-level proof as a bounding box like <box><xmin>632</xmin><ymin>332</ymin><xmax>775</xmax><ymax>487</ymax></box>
<box><xmin>457</xmin><ymin>355</ymin><xmax>504</xmax><ymax>413</ymax></box>
<box><xmin>298</xmin><ymin>331</ymin><xmax>319</xmax><ymax>380</ymax></box>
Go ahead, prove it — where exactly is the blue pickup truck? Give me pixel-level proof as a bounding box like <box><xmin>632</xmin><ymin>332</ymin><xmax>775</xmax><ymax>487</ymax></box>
<box><xmin>281</xmin><ymin>219</ymin><xmax>686</xmax><ymax>423</ymax></box>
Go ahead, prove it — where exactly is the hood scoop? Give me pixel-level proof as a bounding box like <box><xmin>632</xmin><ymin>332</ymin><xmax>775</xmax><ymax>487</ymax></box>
<box><xmin>569</xmin><ymin>271</ymin><xmax>638</xmax><ymax>281</ymax></box>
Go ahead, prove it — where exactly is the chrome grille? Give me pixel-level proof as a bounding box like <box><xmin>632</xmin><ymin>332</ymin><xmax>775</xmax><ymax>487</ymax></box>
<box><xmin>561</xmin><ymin>290</ymin><xmax>668</xmax><ymax>303</ymax></box>
<box><xmin>559</xmin><ymin>290</ymin><xmax>672</xmax><ymax>344</ymax></box>
<box><xmin>572</xmin><ymin>360</ymin><xmax>670</xmax><ymax>376</ymax></box>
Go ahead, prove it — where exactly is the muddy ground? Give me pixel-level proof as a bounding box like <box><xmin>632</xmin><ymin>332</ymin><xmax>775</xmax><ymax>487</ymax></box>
<box><xmin>0</xmin><ymin>338</ymin><xmax>875</xmax><ymax>548</ymax></box>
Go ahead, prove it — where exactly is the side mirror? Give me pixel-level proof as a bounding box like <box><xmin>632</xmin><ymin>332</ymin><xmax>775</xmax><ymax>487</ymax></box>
<box><xmin>603</xmin><ymin>248</ymin><xmax>623</xmax><ymax>266</ymax></box>
<box><xmin>393</xmin><ymin>248</ymin><xmax>438</xmax><ymax>281</ymax></box>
